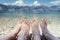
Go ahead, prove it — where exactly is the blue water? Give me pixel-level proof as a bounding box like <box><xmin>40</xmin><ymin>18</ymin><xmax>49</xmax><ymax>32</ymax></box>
<box><xmin>0</xmin><ymin>12</ymin><xmax>60</xmax><ymax>37</ymax></box>
<box><xmin>0</xmin><ymin>12</ymin><xmax>60</xmax><ymax>23</ymax></box>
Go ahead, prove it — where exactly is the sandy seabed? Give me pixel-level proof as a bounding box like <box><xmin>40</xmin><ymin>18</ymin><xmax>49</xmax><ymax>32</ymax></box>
<box><xmin>0</xmin><ymin>16</ymin><xmax>60</xmax><ymax>38</ymax></box>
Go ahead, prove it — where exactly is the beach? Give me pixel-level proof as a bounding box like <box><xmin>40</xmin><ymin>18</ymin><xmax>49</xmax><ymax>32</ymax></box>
<box><xmin>0</xmin><ymin>12</ymin><xmax>60</xmax><ymax>38</ymax></box>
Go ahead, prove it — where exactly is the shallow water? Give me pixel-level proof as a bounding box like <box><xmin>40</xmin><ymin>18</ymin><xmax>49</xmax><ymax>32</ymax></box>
<box><xmin>0</xmin><ymin>11</ymin><xmax>60</xmax><ymax>37</ymax></box>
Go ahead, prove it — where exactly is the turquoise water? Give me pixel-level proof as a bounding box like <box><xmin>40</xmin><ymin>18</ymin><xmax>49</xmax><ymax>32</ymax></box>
<box><xmin>0</xmin><ymin>12</ymin><xmax>60</xmax><ymax>37</ymax></box>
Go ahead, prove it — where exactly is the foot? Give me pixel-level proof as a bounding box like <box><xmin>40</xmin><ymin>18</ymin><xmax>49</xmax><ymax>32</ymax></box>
<box><xmin>40</xmin><ymin>18</ymin><xmax>49</xmax><ymax>34</ymax></box>
<box><xmin>40</xmin><ymin>18</ymin><xmax>47</xmax><ymax>30</ymax></box>
<box><xmin>16</xmin><ymin>20</ymin><xmax>30</xmax><ymax>31</ymax></box>
<box><xmin>2</xmin><ymin>20</ymin><xmax>30</xmax><ymax>40</ymax></box>
<box><xmin>40</xmin><ymin>18</ymin><xmax>48</xmax><ymax>40</ymax></box>
<box><xmin>31</xmin><ymin>18</ymin><xmax>41</xmax><ymax>40</ymax></box>
<box><xmin>31</xmin><ymin>18</ymin><xmax>39</xmax><ymax>34</ymax></box>
<box><xmin>17</xmin><ymin>20</ymin><xmax>30</xmax><ymax>40</ymax></box>
<box><xmin>20</xmin><ymin>20</ymin><xmax>30</xmax><ymax>31</ymax></box>
<box><xmin>40</xmin><ymin>18</ymin><xmax>58</xmax><ymax>40</ymax></box>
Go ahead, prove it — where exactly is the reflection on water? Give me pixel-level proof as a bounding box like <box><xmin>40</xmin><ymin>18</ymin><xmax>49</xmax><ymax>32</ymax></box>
<box><xmin>0</xmin><ymin>12</ymin><xmax>60</xmax><ymax>37</ymax></box>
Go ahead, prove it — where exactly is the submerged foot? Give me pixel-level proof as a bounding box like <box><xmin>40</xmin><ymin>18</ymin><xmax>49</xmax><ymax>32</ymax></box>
<box><xmin>17</xmin><ymin>20</ymin><xmax>30</xmax><ymax>40</ymax></box>
<box><xmin>40</xmin><ymin>18</ymin><xmax>49</xmax><ymax>35</ymax></box>
<box><xmin>40</xmin><ymin>18</ymin><xmax>47</xmax><ymax>40</ymax></box>
<box><xmin>40</xmin><ymin>19</ymin><xmax>58</xmax><ymax>40</ymax></box>
<box><xmin>31</xmin><ymin>18</ymin><xmax>39</xmax><ymax>33</ymax></box>
<box><xmin>31</xmin><ymin>18</ymin><xmax>41</xmax><ymax>40</ymax></box>
<box><xmin>40</xmin><ymin>18</ymin><xmax>47</xmax><ymax>30</ymax></box>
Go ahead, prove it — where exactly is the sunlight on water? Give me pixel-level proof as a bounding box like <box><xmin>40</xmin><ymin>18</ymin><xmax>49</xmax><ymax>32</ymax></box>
<box><xmin>0</xmin><ymin>12</ymin><xmax>60</xmax><ymax>37</ymax></box>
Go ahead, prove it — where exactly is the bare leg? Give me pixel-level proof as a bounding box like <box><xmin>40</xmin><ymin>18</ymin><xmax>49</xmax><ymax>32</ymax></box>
<box><xmin>17</xmin><ymin>20</ymin><xmax>30</xmax><ymax>40</ymax></box>
<box><xmin>31</xmin><ymin>18</ymin><xmax>41</xmax><ymax>40</ymax></box>
<box><xmin>40</xmin><ymin>18</ymin><xmax>59</xmax><ymax>40</ymax></box>
<box><xmin>0</xmin><ymin>21</ymin><xmax>22</xmax><ymax>40</ymax></box>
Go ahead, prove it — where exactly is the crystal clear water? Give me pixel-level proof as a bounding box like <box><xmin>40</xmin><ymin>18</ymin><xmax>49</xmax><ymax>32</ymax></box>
<box><xmin>0</xmin><ymin>11</ymin><xmax>60</xmax><ymax>37</ymax></box>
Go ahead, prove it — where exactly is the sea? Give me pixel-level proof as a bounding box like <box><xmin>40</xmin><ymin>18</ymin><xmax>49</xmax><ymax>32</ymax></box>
<box><xmin>0</xmin><ymin>11</ymin><xmax>60</xmax><ymax>38</ymax></box>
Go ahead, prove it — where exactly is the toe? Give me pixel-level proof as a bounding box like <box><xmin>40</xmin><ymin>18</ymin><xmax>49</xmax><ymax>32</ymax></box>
<box><xmin>40</xmin><ymin>18</ymin><xmax>47</xmax><ymax>27</ymax></box>
<box><xmin>31</xmin><ymin>18</ymin><xmax>38</xmax><ymax>24</ymax></box>
<box><xmin>41</xmin><ymin>18</ymin><xmax>47</xmax><ymax>26</ymax></box>
<box><xmin>20</xmin><ymin>20</ymin><xmax>30</xmax><ymax>27</ymax></box>
<box><xmin>20</xmin><ymin>20</ymin><xmax>30</xmax><ymax>31</ymax></box>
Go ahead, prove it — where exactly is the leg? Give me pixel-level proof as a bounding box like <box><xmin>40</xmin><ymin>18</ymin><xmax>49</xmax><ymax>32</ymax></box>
<box><xmin>40</xmin><ymin>18</ymin><xmax>59</xmax><ymax>40</ymax></box>
<box><xmin>17</xmin><ymin>20</ymin><xmax>30</xmax><ymax>40</ymax></box>
<box><xmin>31</xmin><ymin>18</ymin><xmax>41</xmax><ymax>40</ymax></box>
<box><xmin>0</xmin><ymin>21</ymin><xmax>22</xmax><ymax>40</ymax></box>
<box><xmin>41</xmin><ymin>34</ymin><xmax>47</xmax><ymax>40</ymax></box>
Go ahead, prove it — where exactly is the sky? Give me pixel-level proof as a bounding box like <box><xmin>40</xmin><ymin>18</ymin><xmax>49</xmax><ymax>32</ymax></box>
<box><xmin>0</xmin><ymin>0</ymin><xmax>60</xmax><ymax>6</ymax></box>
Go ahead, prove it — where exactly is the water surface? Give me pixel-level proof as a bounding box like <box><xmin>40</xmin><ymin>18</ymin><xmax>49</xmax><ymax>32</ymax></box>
<box><xmin>0</xmin><ymin>12</ymin><xmax>60</xmax><ymax>37</ymax></box>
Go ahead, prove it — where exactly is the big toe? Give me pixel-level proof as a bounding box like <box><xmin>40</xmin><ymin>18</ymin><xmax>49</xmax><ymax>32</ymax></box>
<box><xmin>40</xmin><ymin>18</ymin><xmax>47</xmax><ymax>27</ymax></box>
<box><xmin>20</xmin><ymin>20</ymin><xmax>30</xmax><ymax>30</ymax></box>
<box><xmin>42</xmin><ymin>18</ymin><xmax>47</xmax><ymax>25</ymax></box>
<box><xmin>31</xmin><ymin>18</ymin><xmax>37</xmax><ymax>23</ymax></box>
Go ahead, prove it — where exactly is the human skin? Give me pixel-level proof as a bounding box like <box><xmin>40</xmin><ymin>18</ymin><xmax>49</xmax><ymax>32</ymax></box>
<box><xmin>0</xmin><ymin>20</ymin><xmax>30</xmax><ymax>40</ymax></box>
<box><xmin>31</xmin><ymin>18</ymin><xmax>41</xmax><ymax>40</ymax></box>
<box><xmin>17</xmin><ymin>20</ymin><xmax>30</xmax><ymax>40</ymax></box>
<box><xmin>40</xmin><ymin>18</ymin><xmax>58</xmax><ymax>40</ymax></box>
